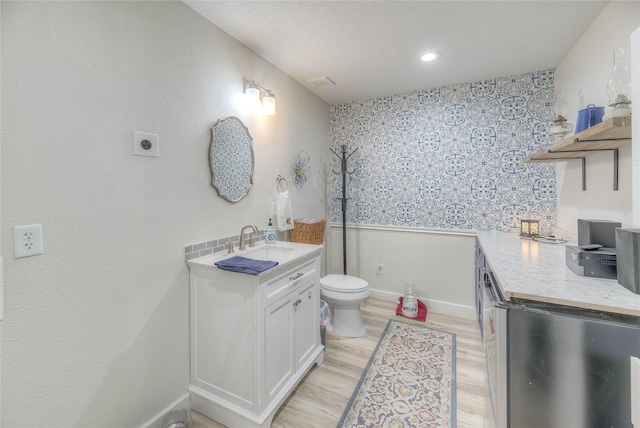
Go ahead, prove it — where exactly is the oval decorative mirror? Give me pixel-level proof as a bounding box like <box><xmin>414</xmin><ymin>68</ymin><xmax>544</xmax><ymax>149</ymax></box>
<box><xmin>209</xmin><ymin>116</ymin><xmax>254</xmax><ymax>203</ymax></box>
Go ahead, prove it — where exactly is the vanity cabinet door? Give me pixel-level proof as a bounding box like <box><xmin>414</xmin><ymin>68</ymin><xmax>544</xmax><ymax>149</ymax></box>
<box><xmin>294</xmin><ymin>279</ymin><xmax>319</xmax><ymax>370</ymax></box>
<box><xmin>265</xmin><ymin>292</ymin><xmax>295</xmax><ymax>401</ymax></box>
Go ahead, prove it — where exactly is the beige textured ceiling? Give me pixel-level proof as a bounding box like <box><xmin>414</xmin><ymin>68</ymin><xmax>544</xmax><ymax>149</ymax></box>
<box><xmin>185</xmin><ymin>1</ymin><xmax>608</xmax><ymax>105</ymax></box>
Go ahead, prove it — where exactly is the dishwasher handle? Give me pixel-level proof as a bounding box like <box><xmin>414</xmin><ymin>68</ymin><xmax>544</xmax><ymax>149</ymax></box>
<box><xmin>484</xmin><ymin>272</ymin><xmax>508</xmax><ymax>309</ymax></box>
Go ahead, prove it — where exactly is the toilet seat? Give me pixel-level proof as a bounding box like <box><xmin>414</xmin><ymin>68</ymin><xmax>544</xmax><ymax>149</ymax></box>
<box><xmin>320</xmin><ymin>274</ymin><xmax>369</xmax><ymax>293</ymax></box>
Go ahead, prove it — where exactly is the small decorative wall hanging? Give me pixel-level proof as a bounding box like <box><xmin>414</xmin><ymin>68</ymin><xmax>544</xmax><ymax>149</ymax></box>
<box><xmin>292</xmin><ymin>151</ymin><xmax>311</xmax><ymax>189</ymax></box>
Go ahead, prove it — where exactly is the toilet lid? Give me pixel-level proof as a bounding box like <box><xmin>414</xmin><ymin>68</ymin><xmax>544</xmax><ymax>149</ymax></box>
<box><xmin>320</xmin><ymin>274</ymin><xmax>369</xmax><ymax>293</ymax></box>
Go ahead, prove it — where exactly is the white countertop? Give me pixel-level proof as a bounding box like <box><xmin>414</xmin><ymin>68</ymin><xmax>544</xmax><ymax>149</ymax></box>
<box><xmin>187</xmin><ymin>241</ymin><xmax>323</xmax><ymax>279</ymax></box>
<box><xmin>477</xmin><ymin>231</ymin><xmax>640</xmax><ymax>316</ymax></box>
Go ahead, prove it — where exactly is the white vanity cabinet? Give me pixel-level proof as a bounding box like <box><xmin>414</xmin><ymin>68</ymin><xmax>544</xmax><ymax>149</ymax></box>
<box><xmin>188</xmin><ymin>244</ymin><xmax>324</xmax><ymax>428</ymax></box>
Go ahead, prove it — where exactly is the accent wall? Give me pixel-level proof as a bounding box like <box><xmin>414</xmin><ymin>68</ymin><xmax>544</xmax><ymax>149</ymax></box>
<box><xmin>330</xmin><ymin>69</ymin><xmax>558</xmax><ymax>235</ymax></box>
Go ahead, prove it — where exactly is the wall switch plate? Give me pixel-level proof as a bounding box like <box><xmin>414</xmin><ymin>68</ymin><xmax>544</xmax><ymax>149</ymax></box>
<box><xmin>14</xmin><ymin>224</ymin><xmax>43</xmax><ymax>259</ymax></box>
<box><xmin>133</xmin><ymin>131</ymin><xmax>159</xmax><ymax>157</ymax></box>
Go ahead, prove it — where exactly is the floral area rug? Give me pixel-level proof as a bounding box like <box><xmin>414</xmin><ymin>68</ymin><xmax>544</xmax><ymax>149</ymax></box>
<box><xmin>337</xmin><ymin>320</ymin><xmax>456</xmax><ymax>428</ymax></box>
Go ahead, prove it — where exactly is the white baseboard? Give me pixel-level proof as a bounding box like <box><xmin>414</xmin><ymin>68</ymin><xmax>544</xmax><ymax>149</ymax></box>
<box><xmin>140</xmin><ymin>392</ymin><xmax>190</xmax><ymax>428</ymax></box>
<box><xmin>369</xmin><ymin>289</ymin><xmax>475</xmax><ymax>320</ymax></box>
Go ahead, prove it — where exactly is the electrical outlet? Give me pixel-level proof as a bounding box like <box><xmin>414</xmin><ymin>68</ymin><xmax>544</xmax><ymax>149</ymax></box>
<box><xmin>272</xmin><ymin>202</ymin><xmax>277</xmax><ymax>215</ymax></box>
<box><xmin>14</xmin><ymin>224</ymin><xmax>43</xmax><ymax>259</ymax></box>
<box><xmin>376</xmin><ymin>263</ymin><xmax>384</xmax><ymax>275</ymax></box>
<box><xmin>133</xmin><ymin>131</ymin><xmax>159</xmax><ymax>157</ymax></box>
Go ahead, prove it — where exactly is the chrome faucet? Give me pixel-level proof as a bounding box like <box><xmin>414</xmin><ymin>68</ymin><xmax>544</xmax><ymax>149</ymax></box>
<box><xmin>239</xmin><ymin>224</ymin><xmax>259</xmax><ymax>250</ymax></box>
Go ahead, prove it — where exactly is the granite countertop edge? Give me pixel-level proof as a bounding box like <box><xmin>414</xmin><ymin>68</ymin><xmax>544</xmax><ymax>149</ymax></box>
<box><xmin>477</xmin><ymin>231</ymin><xmax>640</xmax><ymax>316</ymax></box>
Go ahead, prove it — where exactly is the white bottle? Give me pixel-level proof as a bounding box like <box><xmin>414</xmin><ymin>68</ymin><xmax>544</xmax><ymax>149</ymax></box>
<box><xmin>402</xmin><ymin>282</ymin><xmax>418</xmax><ymax>318</ymax></box>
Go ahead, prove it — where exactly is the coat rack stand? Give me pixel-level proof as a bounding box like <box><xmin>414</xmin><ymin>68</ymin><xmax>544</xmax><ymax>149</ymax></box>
<box><xmin>331</xmin><ymin>144</ymin><xmax>358</xmax><ymax>275</ymax></box>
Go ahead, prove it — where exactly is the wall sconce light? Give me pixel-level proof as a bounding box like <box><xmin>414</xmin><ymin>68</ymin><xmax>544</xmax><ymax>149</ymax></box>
<box><xmin>520</xmin><ymin>220</ymin><xmax>540</xmax><ymax>238</ymax></box>
<box><xmin>244</xmin><ymin>80</ymin><xmax>276</xmax><ymax>115</ymax></box>
<box><xmin>244</xmin><ymin>81</ymin><xmax>261</xmax><ymax>111</ymax></box>
<box><xmin>262</xmin><ymin>90</ymin><xmax>276</xmax><ymax>116</ymax></box>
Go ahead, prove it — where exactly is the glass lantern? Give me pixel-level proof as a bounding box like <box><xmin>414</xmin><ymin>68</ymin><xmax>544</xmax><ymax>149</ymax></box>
<box><xmin>549</xmin><ymin>89</ymin><xmax>573</xmax><ymax>141</ymax></box>
<box><xmin>603</xmin><ymin>47</ymin><xmax>631</xmax><ymax>120</ymax></box>
<box><xmin>549</xmin><ymin>115</ymin><xmax>573</xmax><ymax>142</ymax></box>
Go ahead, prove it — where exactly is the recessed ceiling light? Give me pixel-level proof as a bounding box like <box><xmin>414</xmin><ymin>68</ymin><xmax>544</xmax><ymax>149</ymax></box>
<box><xmin>421</xmin><ymin>51</ymin><xmax>442</xmax><ymax>62</ymax></box>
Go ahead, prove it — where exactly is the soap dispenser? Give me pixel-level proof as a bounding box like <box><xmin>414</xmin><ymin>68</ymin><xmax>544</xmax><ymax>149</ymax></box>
<box><xmin>265</xmin><ymin>218</ymin><xmax>276</xmax><ymax>245</ymax></box>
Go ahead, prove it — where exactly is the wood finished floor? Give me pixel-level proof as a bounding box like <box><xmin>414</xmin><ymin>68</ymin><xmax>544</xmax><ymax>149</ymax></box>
<box><xmin>190</xmin><ymin>298</ymin><xmax>490</xmax><ymax>428</ymax></box>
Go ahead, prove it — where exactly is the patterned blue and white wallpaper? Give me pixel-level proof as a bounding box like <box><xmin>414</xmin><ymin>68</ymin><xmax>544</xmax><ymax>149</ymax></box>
<box><xmin>329</xmin><ymin>69</ymin><xmax>557</xmax><ymax>234</ymax></box>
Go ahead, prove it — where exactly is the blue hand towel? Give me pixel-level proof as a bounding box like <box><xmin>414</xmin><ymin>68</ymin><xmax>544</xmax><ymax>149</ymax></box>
<box><xmin>215</xmin><ymin>256</ymin><xmax>278</xmax><ymax>275</ymax></box>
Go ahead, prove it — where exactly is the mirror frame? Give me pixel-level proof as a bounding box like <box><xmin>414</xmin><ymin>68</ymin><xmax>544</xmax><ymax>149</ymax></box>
<box><xmin>209</xmin><ymin>116</ymin><xmax>254</xmax><ymax>203</ymax></box>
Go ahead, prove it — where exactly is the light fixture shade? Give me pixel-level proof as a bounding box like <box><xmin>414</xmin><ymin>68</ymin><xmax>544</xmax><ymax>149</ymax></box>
<box><xmin>262</xmin><ymin>91</ymin><xmax>276</xmax><ymax>115</ymax></box>
<box><xmin>245</xmin><ymin>82</ymin><xmax>261</xmax><ymax>111</ymax></box>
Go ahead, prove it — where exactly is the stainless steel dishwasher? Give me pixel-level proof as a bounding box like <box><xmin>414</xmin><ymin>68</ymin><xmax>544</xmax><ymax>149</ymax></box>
<box><xmin>508</xmin><ymin>300</ymin><xmax>640</xmax><ymax>428</ymax></box>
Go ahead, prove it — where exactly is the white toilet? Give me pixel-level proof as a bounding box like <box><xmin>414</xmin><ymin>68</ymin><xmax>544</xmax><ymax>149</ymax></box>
<box><xmin>320</xmin><ymin>274</ymin><xmax>370</xmax><ymax>337</ymax></box>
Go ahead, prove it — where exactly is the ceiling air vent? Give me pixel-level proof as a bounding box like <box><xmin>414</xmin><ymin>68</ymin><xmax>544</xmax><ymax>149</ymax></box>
<box><xmin>307</xmin><ymin>76</ymin><xmax>336</xmax><ymax>88</ymax></box>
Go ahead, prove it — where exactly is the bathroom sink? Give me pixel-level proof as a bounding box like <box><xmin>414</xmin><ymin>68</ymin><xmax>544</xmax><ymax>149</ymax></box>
<box><xmin>243</xmin><ymin>245</ymin><xmax>295</xmax><ymax>262</ymax></box>
<box><xmin>188</xmin><ymin>241</ymin><xmax>323</xmax><ymax>275</ymax></box>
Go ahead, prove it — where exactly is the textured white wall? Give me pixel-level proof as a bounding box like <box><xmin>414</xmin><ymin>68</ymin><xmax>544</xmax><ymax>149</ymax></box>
<box><xmin>555</xmin><ymin>1</ymin><xmax>640</xmax><ymax>235</ymax></box>
<box><xmin>1</xmin><ymin>2</ymin><xmax>328</xmax><ymax>426</ymax></box>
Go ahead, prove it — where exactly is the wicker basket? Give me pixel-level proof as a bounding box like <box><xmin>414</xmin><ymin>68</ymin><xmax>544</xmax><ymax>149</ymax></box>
<box><xmin>290</xmin><ymin>219</ymin><xmax>326</xmax><ymax>244</ymax></box>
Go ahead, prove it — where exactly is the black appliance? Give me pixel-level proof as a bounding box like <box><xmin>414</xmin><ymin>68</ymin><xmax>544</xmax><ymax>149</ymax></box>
<box><xmin>578</xmin><ymin>219</ymin><xmax>621</xmax><ymax>248</ymax></box>
<box><xmin>565</xmin><ymin>245</ymin><xmax>617</xmax><ymax>279</ymax></box>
